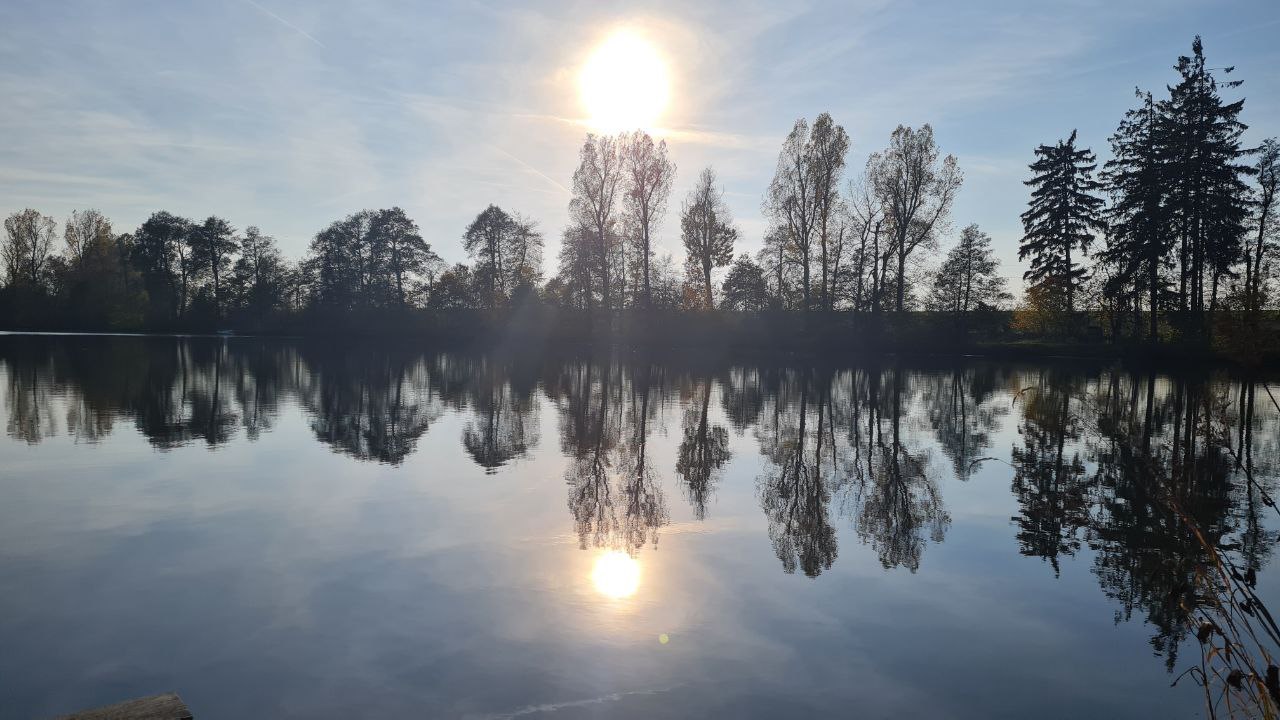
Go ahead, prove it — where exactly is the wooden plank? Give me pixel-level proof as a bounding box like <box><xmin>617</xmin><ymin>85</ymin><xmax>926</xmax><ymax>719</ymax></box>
<box><xmin>55</xmin><ymin>693</ymin><xmax>192</xmax><ymax>720</ymax></box>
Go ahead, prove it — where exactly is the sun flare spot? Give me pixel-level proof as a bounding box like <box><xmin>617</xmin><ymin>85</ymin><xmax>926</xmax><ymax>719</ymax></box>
<box><xmin>591</xmin><ymin>550</ymin><xmax>641</xmax><ymax>599</ymax></box>
<box><xmin>579</xmin><ymin>29</ymin><xmax>669</xmax><ymax>133</ymax></box>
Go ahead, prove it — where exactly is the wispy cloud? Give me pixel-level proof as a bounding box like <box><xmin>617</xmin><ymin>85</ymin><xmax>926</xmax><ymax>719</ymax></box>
<box><xmin>488</xmin><ymin>145</ymin><xmax>570</xmax><ymax>196</ymax></box>
<box><xmin>240</xmin><ymin>0</ymin><xmax>325</xmax><ymax>47</ymax></box>
<box><xmin>0</xmin><ymin>0</ymin><xmax>1275</xmax><ymax>270</ymax></box>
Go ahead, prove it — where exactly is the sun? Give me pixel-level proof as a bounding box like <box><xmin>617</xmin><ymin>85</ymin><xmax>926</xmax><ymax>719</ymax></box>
<box><xmin>591</xmin><ymin>550</ymin><xmax>641</xmax><ymax>599</ymax></box>
<box><xmin>579</xmin><ymin>29</ymin><xmax>670</xmax><ymax>133</ymax></box>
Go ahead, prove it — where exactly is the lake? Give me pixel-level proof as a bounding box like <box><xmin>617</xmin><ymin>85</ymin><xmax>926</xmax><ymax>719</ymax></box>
<box><xmin>1</xmin><ymin>333</ymin><xmax>1277</xmax><ymax>718</ymax></box>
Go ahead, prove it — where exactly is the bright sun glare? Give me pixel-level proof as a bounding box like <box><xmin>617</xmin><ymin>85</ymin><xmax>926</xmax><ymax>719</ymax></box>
<box><xmin>579</xmin><ymin>29</ymin><xmax>669</xmax><ymax>133</ymax></box>
<box><xmin>591</xmin><ymin>550</ymin><xmax>641</xmax><ymax>599</ymax></box>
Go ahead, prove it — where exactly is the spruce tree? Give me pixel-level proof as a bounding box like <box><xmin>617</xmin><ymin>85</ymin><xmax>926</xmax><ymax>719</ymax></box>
<box><xmin>1159</xmin><ymin>36</ymin><xmax>1253</xmax><ymax>312</ymax></box>
<box><xmin>1019</xmin><ymin>130</ymin><xmax>1106</xmax><ymax>312</ymax></box>
<box><xmin>1101</xmin><ymin>89</ymin><xmax>1171</xmax><ymax>341</ymax></box>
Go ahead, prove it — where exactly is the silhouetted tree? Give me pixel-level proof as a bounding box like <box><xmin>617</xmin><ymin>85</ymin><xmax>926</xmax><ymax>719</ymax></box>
<box><xmin>766</xmin><ymin>118</ymin><xmax>820</xmax><ymax>310</ymax></box>
<box><xmin>568</xmin><ymin>134</ymin><xmax>624</xmax><ymax>311</ymax></box>
<box><xmin>621</xmin><ymin>130</ymin><xmax>675</xmax><ymax>307</ymax></box>
<box><xmin>463</xmin><ymin>204</ymin><xmax>517</xmax><ymax>307</ymax></box>
<box><xmin>1020</xmin><ymin>130</ymin><xmax>1105</xmax><ymax>312</ymax></box>
<box><xmin>720</xmin><ymin>254</ymin><xmax>770</xmax><ymax>311</ymax></box>
<box><xmin>676</xmin><ymin>378</ymin><xmax>731</xmax><ymax>519</ymax></box>
<box><xmin>505</xmin><ymin>213</ymin><xmax>544</xmax><ymax>299</ymax></box>
<box><xmin>57</xmin><ymin>214</ymin><xmax>146</xmax><ymax>328</ymax></box>
<box><xmin>3</xmin><ymin>209</ymin><xmax>57</xmax><ymax>289</ymax></box>
<box><xmin>62</xmin><ymin>209</ymin><xmax>111</xmax><ymax>268</ymax></box>
<box><xmin>1161</xmin><ymin>37</ymin><xmax>1252</xmax><ymax>313</ymax></box>
<box><xmin>929</xmin><ymin>224</ymin><xmax>1010</xmax><ymax>312</ymax></box>
<box><xmin>306</xmin><ymin>208</ymin><xmax>437</xmax><ymax>311</ymax></box>
<box><xmin>1244</xmin><ymin>138</ymin><xmax>1279</xmax><ymax>312</ymax></box>
<box><xmin>373</xmin><ymin>207</ymin><xmax>437</xmax><ymax>307</ymax></box>
<box><xmin>756</xmin><ymin>227</ymin><xmax>800</xmax><ymax>310</ymax></box>
<box><xmin>681</xmin><ymin>167</ymin><xmax>737</xmax><ymax>308</ymax></box>
<box><xmin>846</xmin><ymin>172</ymin><xmax>889</xmax><ymax>312</ymax></box>
<box><xmin>131</xmin><ymin>211</ymin><xmax>192</xmax><ymax>321</ymax></box>
<box><xmin>187</xmin><ymin>216</ymin><xmax>238</xmax><ymax>318</ymax></box>
<box><xmin>1101</xmin><ymin>90</ymin><xmax>1171</xmax><ymax>340</ymax></box>
<box><xmin>428</xmin><ymin>263</ymin><xmax>478</xmax><ymax>310</ymax></box>
<box><xmin>868</xmin><ymin>125</ymin><xmax>962</xmax><ymax>311</ymax></box>
<box><xmin>809</xmin><ymin>113</ymin><xmax>852</xmax><ymax>311</ymax></box>
<box><xmin>231</xmin><ymin>226</ymin><xmax>288</xmax><ymax>315</ymax></box>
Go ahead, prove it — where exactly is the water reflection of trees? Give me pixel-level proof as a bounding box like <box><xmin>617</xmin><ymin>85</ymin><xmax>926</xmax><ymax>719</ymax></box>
<box><xmin>552</xmin><ymin>359</ymin><xmax>669</xmax><ymax>554</ymax></box>
<box><xmin>749</xmin><ymin>367</ymin><xmax>950</xmax><ymax>576</ymax></box>
<box><xmin>843</xmin><ymin>368</ymin><xmax>949</xmax><ymax>573</ymax></box>
<box><xmin>1081</xmin><ymin>373</ymin><xmax>1263</xmax><ymax>670</ymax></box>
<box><xmin>2</xmin><ymin>337</ymin><xmax>250</xmax><ymax>448</ymax></box>
<box><xmin>997</xmin><ymin>367</ymin><xmax>1280</xmax><ymax>672</ymax></box>
<box><xmin>756</xmin><ymin>370</ymin><xmax>838</xmax><ymax>576</ymax></box>
<box><xmin>677</xmin><ymin>375</ymin><xmax>730</xmax><ymax>519</ymax></box>
<box><xmin>922</xmin><ymin>365</ymin><xmax>1008</xmax><ymax>481</ymax></box>
<box><xmin>1010</xmin><ymin>370</ymin><xmax>1090</xmax><ymax>577</ymax></box>
<box><xmin>5</xmin><ymin>336</ymin><xmax>1280</xmax><ymax>671</ymax></box>
<box><xmin>457</xmin><ymin>356</ymin><xmax>539</xmax><ymax>472</ymax></box>
<box><xmin>297</xmin><ymin>347</ymin><xmax>440</xmax><ymax>464</ymax></box>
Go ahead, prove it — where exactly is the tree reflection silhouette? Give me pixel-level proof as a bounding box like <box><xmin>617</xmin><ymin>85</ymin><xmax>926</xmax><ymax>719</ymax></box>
<box><xmin>757</xmin><ymin>370</ymin><xmax>838</xmax><ymax>577</ymax></box>
<box><xmin>924</xmin><ymin>366</ymin><xmax>1007</xmax><ymax>481</ymax></box>
<box><xmin>1010</xmin><ymin>370</ymin><xmax>1089</xmax><ymax>577</ymax></box>
<box><xmin>461</xmin><ymin>357</ymin><xmax>539</xmax><ymax>472</ymax></box>
<box><xmin>557</xmin><ymin>359</ymin><xmax>668</xmax><ymax>554</ymax></box>
<box><xmin>299</xmin><ymin>347</ymin><xmax>440</xmax><ymax>464</ymax></box>
<box><xmin>4</xmin><ymin>335</ymin><xmax>1280</xmax><ymax>677</ymax></box>
<box><xmin>849</xmin><ymin>368</ymin><xmax>949</xmax><ymax>572</ymax></box>
<box><xmin>677</xmin><ymin>375</ymin><xmax>730</xmax><ymax>519</ymax></box>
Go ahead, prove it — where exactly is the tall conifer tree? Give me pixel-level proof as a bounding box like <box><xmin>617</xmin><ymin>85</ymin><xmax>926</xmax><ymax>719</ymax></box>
<box><xmin>1101</xmin><ymin>90</ymin><xmax>1171</xmax><ymax>341</ymax></box>
<box><xmin>1159</xmin><ymin>36</ymin><xmax>1253</xmax><ymax>312</ymax></box>
<box><xmin>1020</xmin><ymin>130</ymin><xmax>1106</xmax><ymax>312</ymax></box>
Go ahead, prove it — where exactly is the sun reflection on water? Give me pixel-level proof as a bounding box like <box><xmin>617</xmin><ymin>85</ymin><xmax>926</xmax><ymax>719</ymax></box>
<box><xmin>591</xmin><ymin>550</ymin><xmax>640</xmax><ymax>599</ymax></box>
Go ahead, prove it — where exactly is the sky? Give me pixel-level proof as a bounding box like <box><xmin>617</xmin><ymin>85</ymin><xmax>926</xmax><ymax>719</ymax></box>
<box><xmin>1</xmin><ymin>0</ymin><xmax>1278</xmax><ymax>291</ymax></box>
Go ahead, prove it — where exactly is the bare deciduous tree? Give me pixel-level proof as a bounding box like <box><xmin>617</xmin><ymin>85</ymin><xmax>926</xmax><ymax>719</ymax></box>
<box><xmin>766</xmin><ymin>118</ymin><xmax>820</xmax><ymax>311</ymax></box>
<box><xmin>1246</xmin><ymin>138</ymin><xmax>1279</xmax><ymax>312</ymax></box>
<box><xmin>3</xmin><ymin>209</ymin><xmax>57</xmax><ymax>288</ymax></box>
<box><xmin>63</xmin><ymin>209</ymin><xmax>112</xmax><ymax>268</ymax></box>
<box><xmin>569</xmin><ymin>134</ymin><xmax>624</xmax><ymax>310</ymax></box>
<box><xmin>809</xmin><ymin>113</ymin><xmax>851</xmax><ymax>311</ymax></box>
<box><xmin>847</xmin><ymin>174</ymin><xmax>886</xmax><ymax>312</ymax></box>
<box><xmin>868</xmin><ymin>124</ymin><xmax>962</xmax><ymax>311</ymax></box>
<box><xmin>621</xmin><ymin>131</ymin><xmax>675</xmax><ymax>308</ymax></box>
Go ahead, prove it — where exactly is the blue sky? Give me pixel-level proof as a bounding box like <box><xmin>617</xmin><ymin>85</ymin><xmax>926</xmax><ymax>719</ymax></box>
<box><xmin>1</xmin><ymin>0</ymin><xmax>1277</xmax><ymax>289</ymax></box>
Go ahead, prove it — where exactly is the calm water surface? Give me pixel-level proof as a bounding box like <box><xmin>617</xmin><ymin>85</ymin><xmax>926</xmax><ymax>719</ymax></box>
<box><xmin>2</xmin><ymin>334</ymin><xmax>1278</xmax><ymax>718</ymax></box>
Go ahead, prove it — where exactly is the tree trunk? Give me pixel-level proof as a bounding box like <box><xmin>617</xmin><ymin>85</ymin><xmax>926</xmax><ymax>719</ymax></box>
<box><xmin>895</xmin><ymin>248</ymin><xmax>906</xmax><ymax>312</ymax></box>
<box><xmin>703</xmin><ymin>261</ymin><xmax>714</xmax><ymax>309</ymax></box>
<box><xmin>802</xmin><ymin>250</ymin><xmax>811</xmax><ymax>312</ymax></box>
<box><xmin>642</xmin><ymin>228</ymin><xmax>652</xmax><ymax>308</ymax></box>
<box><xmin>1149</xmin><ymin>255</ymin><xmax>1158</xmax><ymax>342</ymax></box>
<box><xmin>1065</xmin><ymin>245</ymin><xmax>1073</xmax><ymax>313</ymax></box>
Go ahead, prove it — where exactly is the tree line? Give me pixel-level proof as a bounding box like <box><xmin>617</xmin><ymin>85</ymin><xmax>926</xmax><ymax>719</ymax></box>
<box><xmin>2</xmin><ymin>37</ymin><xmax>1274</xmax><ymax>342</ymax></box>
<box><xmin>1021</xmin><ymin>37</ymin><xmax>1277</xmax><ymax>341</ymax></box>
